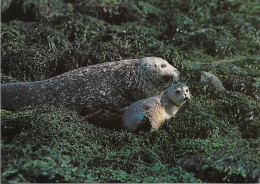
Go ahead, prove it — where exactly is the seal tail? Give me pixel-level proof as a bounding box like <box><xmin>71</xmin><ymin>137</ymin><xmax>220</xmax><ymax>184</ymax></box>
<box><xmin>1</xmin><ymin>82</ymin><xmax>38</xmax><ymax>111</ymax></box>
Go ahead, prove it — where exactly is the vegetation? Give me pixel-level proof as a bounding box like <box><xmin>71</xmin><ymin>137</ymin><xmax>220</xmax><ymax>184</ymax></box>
<box><xmin>1</xmin><ymin>0</ymin><xmax>259</xmax><ymax>183</ymax></box>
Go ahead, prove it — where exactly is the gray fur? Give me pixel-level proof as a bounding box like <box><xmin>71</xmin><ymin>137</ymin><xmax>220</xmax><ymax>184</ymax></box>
<box><xmin>1</xmin><ymin>57</ymin><xmax>180</xmax><ymax>114</ymax></box>
<box><xmin>122</xmin><ymin>83</ymin><xmax>190</xmax><ymax>131</ymax></box>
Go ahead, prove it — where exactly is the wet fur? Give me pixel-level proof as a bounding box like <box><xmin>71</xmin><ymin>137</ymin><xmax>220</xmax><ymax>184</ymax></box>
<box><xmin>1</xmin><ymin>57</ymin><xmax>180</xmax><ymax>114</ymax></box>
<box><xmin>122</xmin><ymin>83</ymin><xmax>190</xmax><ymax>131</ymax></box>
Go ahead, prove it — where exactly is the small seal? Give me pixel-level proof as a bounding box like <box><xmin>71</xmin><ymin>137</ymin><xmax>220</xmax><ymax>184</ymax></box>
<box><xmin>122</xmin><ymin>83</ymin><xmax>190</xmax><ymax>131</ymax></box>
<box><xmin>2</xmin><ymin>57</ymin><xmax>180</xmax><ymax>114</ymax></box>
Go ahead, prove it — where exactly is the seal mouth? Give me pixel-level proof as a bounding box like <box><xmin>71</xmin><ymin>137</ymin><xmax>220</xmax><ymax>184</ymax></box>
<box><xmin>184</xmin><ymin>97</ymin><xmax>190</xmax><ymax>101</ymax></box>
<box><xmin>183</xmin><ymin>96</ymin><xmax>191</xmax><ymax>104</ymax></box>
<box><xmin>183</xmin><ymin>97</ymin><xmax>190</xmax><ymax>102</ymax></box>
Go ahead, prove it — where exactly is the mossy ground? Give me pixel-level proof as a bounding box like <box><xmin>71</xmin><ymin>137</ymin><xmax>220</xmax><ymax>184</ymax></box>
<box><xmin>1</xmin><ymin>0</ymin><xmax>260</xmax><ymax>183</ymax></box>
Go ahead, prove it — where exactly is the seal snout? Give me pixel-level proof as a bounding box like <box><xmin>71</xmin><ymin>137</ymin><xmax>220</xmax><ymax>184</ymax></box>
<box><xmin>173</xmin><ymin>69</ymin><xmax>180</xmax><ymax>81</ymax></box>
<box><xmin>184</xmin><ymin>96</ymin><xmax>190</xmax><ymax>101</ymax></box>
<box><xmin>174</xmin><ymin>69</ymin><xmax>180</xmax><ymax>76</ymax></box>
<box><xmin>183</xmin><ymin>89</ymin><xmax>191</xmax><ymax>101</ymax></box>
<box><xmin>163</xmin><ymin>68</ymin><xmax>180</xmax><ymax>82</ymax></box>
<box><xmin>183</xmin><ymin>92</ymin><xmax>190</xmax><ymax>100</ymax></box>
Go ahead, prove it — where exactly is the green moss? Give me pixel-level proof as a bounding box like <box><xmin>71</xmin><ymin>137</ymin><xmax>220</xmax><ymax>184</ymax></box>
<box><xmin>1</xmin><ymin>143</ymin><xmax>201</xmax><ymax>183</ymax></box>
<box><xmin>1</xmin><ymin>144</ymin><xmax>96</xmax><ymax>183</ymax></box>
<box><xmin>75</xmin><ymin>1</ymin><xmax>142</xmax><ymax>25</ymax></box>
<box><xmin>175</xmin><ymin>138</ymin><xmax>260</xmax><ymax>182</ymax></box>
<box><xmin>157</xmin><ymin>0</ymin><xmax>260</xmax><ymax>60</ymax></box>
<box><xmin>2</xmin><ymin>0</ymin><xmax>74</xmax><ymax>22</ymax></box>
<box><xmin>1</xmin><ymin>106</ymin><xmax>201</xmax><ymax>183</ymax></box>
<box><xmin>1</xmin><ymin>21</ymin><xmax>72</xmax><ymax>81</ymax></box>
<box><xmin>1</xmin><ymin>102</ymin><xmax>259</xmax><ymax>182</ymax></box>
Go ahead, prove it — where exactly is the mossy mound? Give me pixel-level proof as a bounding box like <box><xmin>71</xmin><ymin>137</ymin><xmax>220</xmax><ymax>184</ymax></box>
<box><xmin>75</xmin><ymin>1</ymin><xmax>141</xmax><ymax>25</ymax></box>
<box><xmin>209</xmin><ymin>58</ymin><xmax>260</xmax><ymax>99</ymax></box>
<box><xmin>1</xmin><ymin>106</ymin><xmax>201</xmax><ymax>183</ymax></box>
<box><xmin>2</xmin><ymin>0</ymin><xmax>260</xmax><ymax>82</ymax></box>
<box><xmin>1</xmin><ymin>21</ymin><xmax>71</xmax><ymax>82</ymax></box>
<box><xmin>173</xmin><ymin>89</ymin><xmax>260</xmax><ymax>139</ymax></box>
<box><xmin>1</xmin><ymin>106</ymin><xmax>259</xmax><ymax>183</ymax></box>
<box><xmin>176</xmin><ymin>138</ymin><xmax>260</xmax><ymax>183</ymax></box>
<box><xmin>2</xmin><ymin>0</ymin><xmax>73</xmax><ymax>22</ymax></box>
<box><xmin>157</xmin><ymin>0</ymin><xmax>260</xmax><ymax>59</ymax></box>
<box><xmin>1</xmin><ymin>143</ymin><xmax>202</xmax><ymax>183</ymax></box>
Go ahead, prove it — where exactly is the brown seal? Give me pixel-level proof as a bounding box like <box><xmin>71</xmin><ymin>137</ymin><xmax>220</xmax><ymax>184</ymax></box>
<box><xmin>2</xmin><ymin>57</ymin><xmax>180</xmax><ymax>114</ymax></box>
<box><xmin>122</xmin><ymin>83</ymin><xmax>190</xmax><ymax>131</ymax></box>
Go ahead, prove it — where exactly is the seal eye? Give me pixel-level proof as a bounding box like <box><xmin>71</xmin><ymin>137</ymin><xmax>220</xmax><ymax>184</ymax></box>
<box><xmin>186</xmin><ymin>89</ymin><xmax>189</xmax><ymax>92</ymax></box>
<box><xmin>161</xmin><ymin>64</ymin><xmax>167</xmax><ymax>68</ymax></box>
<box><xmin>176</xmin><ymin>90</ymin><xmax>181</xmax><ymax>94</ymax></box>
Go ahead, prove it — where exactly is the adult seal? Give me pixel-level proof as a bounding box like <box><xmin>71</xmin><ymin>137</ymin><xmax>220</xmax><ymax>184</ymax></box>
<box><xmin>2</xmin><ymin>57</ymin><xmax>180</xmax><ymax>114</ymax></box>
<box><xmin>122</xmin><ymin>83</ymin><xmax>190</xmax><ymax>131</ymax></box>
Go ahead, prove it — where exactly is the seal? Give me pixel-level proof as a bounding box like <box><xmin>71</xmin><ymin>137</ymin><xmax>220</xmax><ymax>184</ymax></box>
<box><xmin>122</xmin><ymin>83</ymin><xmax>190</xmax><ymax>131</ymax></box>
<box><xmin>1</xmin><ymin>57</ymin><xmax>180</xmax><ymax>114</ymax></box>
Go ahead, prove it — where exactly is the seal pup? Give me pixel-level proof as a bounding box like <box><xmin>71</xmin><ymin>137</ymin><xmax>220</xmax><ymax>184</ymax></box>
<box><xmin>2</xmin><ymin>57</ymin><xmax>180</xmax><ymax>114</ymax></box>
<box><xmin>122</xmin><ymin>83</ymin><xmax>190</xmax><ymax>131</ymax></box>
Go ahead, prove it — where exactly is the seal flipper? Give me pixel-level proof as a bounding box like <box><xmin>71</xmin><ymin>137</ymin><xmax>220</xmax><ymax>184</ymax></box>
<box><xmin>134</xmin><ymin>116</ymin><xmax>152</xmax><ymax>132</ymax></box>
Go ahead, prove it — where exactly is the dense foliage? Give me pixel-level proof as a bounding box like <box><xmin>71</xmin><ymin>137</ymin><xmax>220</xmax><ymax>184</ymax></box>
<box><xmin>1</xmin><ymin>0</ymin><xmax>260</xmax><ymax>183</ymax></box>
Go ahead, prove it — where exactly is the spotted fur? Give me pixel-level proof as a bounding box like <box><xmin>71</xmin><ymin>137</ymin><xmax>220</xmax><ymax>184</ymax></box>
<box><xmin>122</xmin><ymin>83</ymin><xmax>190</xmax><ymax>131</ymax></box>
<box><xmin>2</xmin><ymin>57</ymin><xmax>180</xmax><ymax>114</ymax></box>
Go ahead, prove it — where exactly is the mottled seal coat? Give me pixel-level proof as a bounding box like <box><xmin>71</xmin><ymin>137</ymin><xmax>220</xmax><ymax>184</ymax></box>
<box><xmin>2</xmin><ymin>57</ymin><xmax>180</xmax><ymax>114</ymax></box>
<box><xmin>122</xmin><ymin>83</ymin><xmax>190</xmax><ymax>131</ymax></box>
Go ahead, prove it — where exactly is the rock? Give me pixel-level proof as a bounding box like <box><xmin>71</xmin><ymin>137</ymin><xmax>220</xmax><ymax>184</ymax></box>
<box><xmin>200</xmin><ymin>71</ymin><xmax>226</xmax><ymax>91</ymax></box>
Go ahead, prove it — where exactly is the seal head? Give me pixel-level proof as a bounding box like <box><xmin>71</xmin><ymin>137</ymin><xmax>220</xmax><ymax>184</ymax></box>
<box><xmin>138</xmin><ymin>57</ymin><xmax>180</xmax><ymax>84</ymax></box>
<box><xmin>165</xmin><ymin>83</ymin><xmax>190</xmax><ymax>107</ymax></box>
